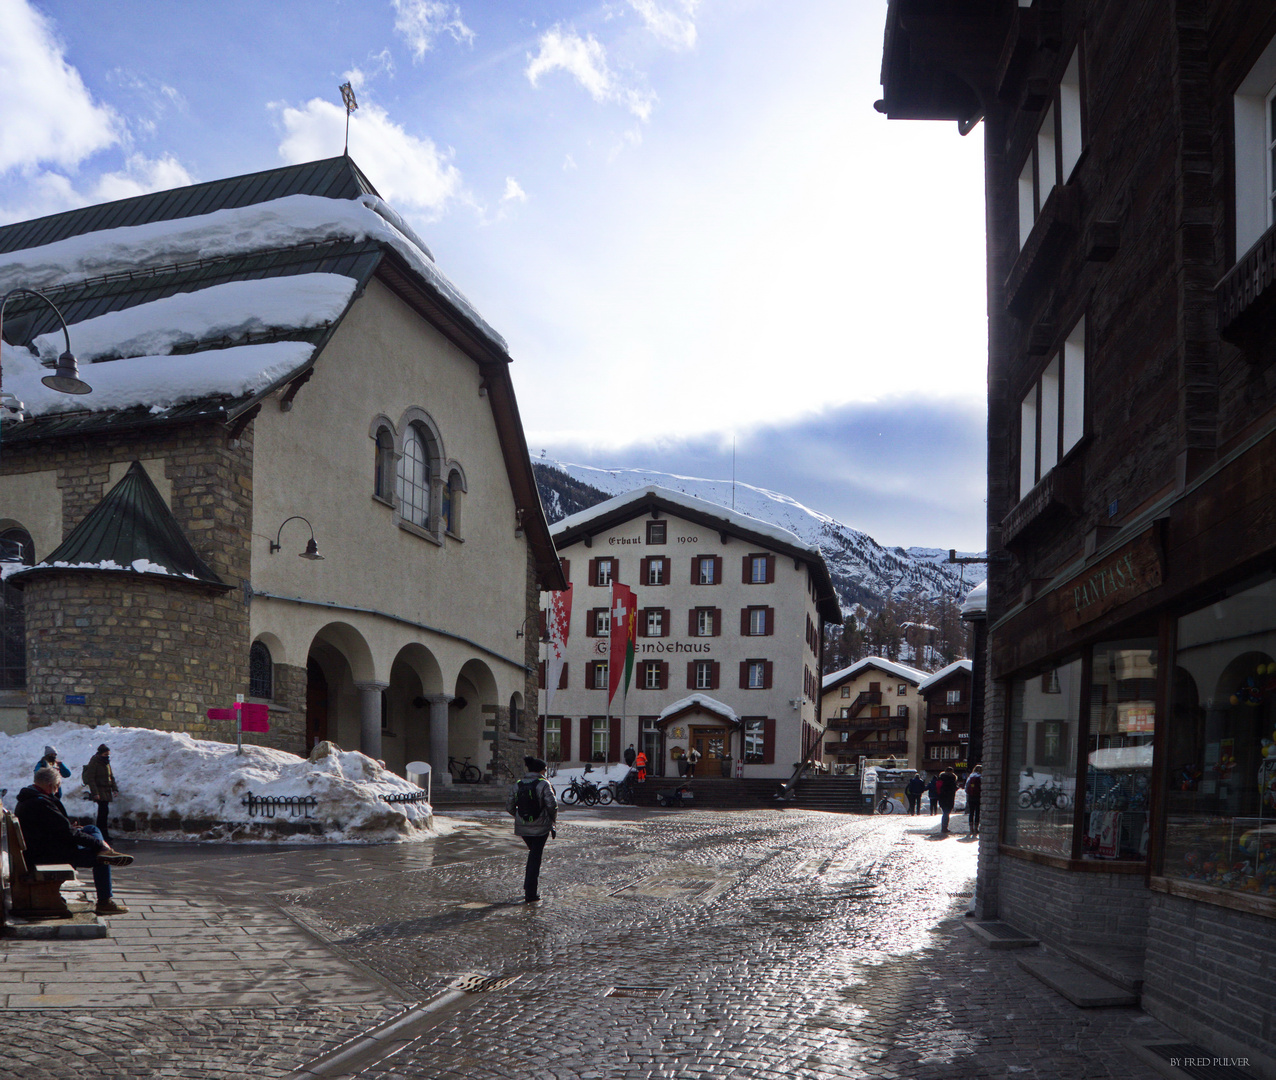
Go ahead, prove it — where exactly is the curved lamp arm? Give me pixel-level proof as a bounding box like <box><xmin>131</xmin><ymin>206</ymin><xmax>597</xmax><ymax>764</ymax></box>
<box><xmin>0</xmin><ymin>287</ymin><xmax>92</xmax><ymax>398</ymax></box>
<box><xmin>270</xmin><ymin>515</ymin><xmax>324</xmax><ymax>560</ymax></box>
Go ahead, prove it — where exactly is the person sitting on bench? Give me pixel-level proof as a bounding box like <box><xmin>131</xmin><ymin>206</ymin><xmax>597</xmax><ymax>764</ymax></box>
<box><xmin>16</xmin><ymin>766</ymin><xmax>134</xmax><ymax>916</ymax></box>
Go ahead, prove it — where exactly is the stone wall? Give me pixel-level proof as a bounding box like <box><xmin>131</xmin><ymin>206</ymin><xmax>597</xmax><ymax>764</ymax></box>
<box><xmin>996</xmin><ymin>856</ymin><xmax>1150</xmax><ymax>952</ymax></box>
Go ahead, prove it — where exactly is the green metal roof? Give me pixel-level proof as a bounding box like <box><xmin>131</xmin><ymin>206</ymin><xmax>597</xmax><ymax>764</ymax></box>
<box><xmin>13</xmin><ymin>461</ymin><xmax>225</xmax><ymax>587</ymax></box>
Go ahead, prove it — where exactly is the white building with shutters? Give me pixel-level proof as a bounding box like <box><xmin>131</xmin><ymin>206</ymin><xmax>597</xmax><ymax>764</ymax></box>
<box><xmin>539</xmin><ymin>487</ymin><xmax>842</xmax><ymax>779</ymax></box>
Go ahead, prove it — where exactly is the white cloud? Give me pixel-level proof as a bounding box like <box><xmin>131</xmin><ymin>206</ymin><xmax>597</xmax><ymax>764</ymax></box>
<box><xmin>274</xmin><ymin>97</ymin><xmax>460</xmax><ymax>215</ymax></box>
<box><xmin>526</xmin><ymin>27</ymin><xmax>655</xmax><ymax>121</ymax></box>
<box><xmin>392</xmin><ymin>0</ymin><xmax>474</xmax><ymax>60</ymax></box>
<box><xmin>343</xmin><ymin>50</ymin><xmax>395</xmax><ymax>94</ymax></box>
<box><xmin>502</xmin><ymin>177</ymin><xmax>527</xmax><ymax>203</ymax></box>
<box><xmin>0</xmin><ymin>154</ymin><xmax>195</xmax><ymax>225</ymax></box>
<box><xmin>0</xmin><ymin>0</ymin><xmax>120</xmax><ymax>174</ymax></box>
<box><xmin>628</xmin><ymin>0</ymin><xmax>699</xmax><ymax>49</ymax></box>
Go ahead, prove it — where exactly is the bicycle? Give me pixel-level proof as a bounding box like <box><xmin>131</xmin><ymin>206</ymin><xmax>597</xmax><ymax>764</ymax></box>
<box><xmin>560</xmin><ymin>776</ymin><xmax>608</xmax><ymax>805</ymax></box>
<box><xmin>609</xmin><ymin>777</ymin><xmax>637</xmax><ymax>805</ymax></box>
<box><xmin>448</xmin><ymin>756</ymin><xmax>482</xmax><ymax>784</ymax></box>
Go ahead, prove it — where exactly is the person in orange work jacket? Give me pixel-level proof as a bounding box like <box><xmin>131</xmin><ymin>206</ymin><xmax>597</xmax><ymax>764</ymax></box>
<box><xmin>635</xmin><ymin>750</ymin><xmax>648</xmax><ymax>782</ymax></box>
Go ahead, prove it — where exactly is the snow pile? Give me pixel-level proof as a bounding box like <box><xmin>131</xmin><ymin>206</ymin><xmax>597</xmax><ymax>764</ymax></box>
<box><xmin>0</xmin><ymin>721</ymin><xmax>433</xmax><ymax>842</ymax></box>
<box><xmin>0</xmin><ymin>193</ymin><xmax>506</xmax><ymax>352</ymax></box>
<box><xmin>32</xmin><ymin>274</ymin><xmax>357</xmax><ymax>363</ymax></box>
<box><xmin>34</xmin><ymin>558</ymin><xmax>202</xmax><ymax>581</ymax></box>
<box><xmin>2</xmin><ymin>339</ymin><xmax>314</xmax><ymax>418</ymax></box>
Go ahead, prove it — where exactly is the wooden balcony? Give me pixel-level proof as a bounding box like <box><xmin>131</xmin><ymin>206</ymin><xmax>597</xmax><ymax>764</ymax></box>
<box><xmin>1217</xmin><ymin>223</ymin><xmax>1276</xmax><ymax>347</ymax></box>
<box><xmin>1001</xmin><ymin>459</ymin><xmax>1082</xmax><ymax>549</ymax></box>
<box><xmin>1005</xmin><ymin>183</ymin><xmax>1079</xmax><ymax>317</ymax></box>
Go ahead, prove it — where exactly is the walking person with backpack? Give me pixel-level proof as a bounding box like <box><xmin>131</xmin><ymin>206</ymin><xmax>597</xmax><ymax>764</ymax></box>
<box><xmin>965</xmin><ymin>764</ymin><xmax>983</xmax><ymax>837</ymax></box>
<box><xmin>82</xmin><ymin>743</ymin><xmax>119</xmax><ymax>847</ymax></box>
<box><xmin>936</xmin><ymin>766</ymin><xmax>959</xmax><ymax>835</ymax></box>
<box><xmin>506</xmin><ymin>756</ymin><xmax>557</xmax><ymax>904</ymax></box>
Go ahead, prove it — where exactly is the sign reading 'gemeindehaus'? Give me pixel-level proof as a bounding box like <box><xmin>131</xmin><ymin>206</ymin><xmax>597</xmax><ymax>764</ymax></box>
<box><xmin>1057</xmin><ymin>529</ymin><xmax>1162</xmax><ymax>631</ymax></box>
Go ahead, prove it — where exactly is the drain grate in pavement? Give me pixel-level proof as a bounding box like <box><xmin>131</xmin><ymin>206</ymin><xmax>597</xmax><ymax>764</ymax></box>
<box><xmin>605</xmin><ymin>986</ymin><xmax>666</xmax><ymax>1000</ymax></box>
<box><xmin>449</xmin><ymin>972</ymin><xmax>521</xmax><ymax>993</ymax></box>
<box><xmin>1137</xmin><ymin>1042</ymin><xmax>1258</xmax><ymax>1079</ymax></box>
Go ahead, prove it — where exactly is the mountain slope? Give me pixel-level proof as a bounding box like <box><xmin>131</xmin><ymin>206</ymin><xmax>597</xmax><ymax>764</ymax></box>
<box><xmin>532</xmin><ymin>459</ymin><xmax>986</xmax><ymax>612</ymax></box>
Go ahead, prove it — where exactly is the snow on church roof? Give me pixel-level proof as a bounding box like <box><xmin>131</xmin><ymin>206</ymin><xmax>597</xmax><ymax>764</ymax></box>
<box><xmin>822</xmin><ymin>655</ymin><xmax>928</xmax><ymax>690</ymax></box>
<box><xmin>552</xmin><ymin>485</ymin><xmax>818</xmax><ymax>557</ymax></box>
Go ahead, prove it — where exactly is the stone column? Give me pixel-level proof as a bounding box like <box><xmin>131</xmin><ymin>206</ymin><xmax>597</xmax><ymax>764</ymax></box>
<box><xmin>426</xmin><ymin>693</ymin><xmax>454</xmax><ymax>784</ymax></box>
<box><xmin>355</xmin><ymin>681</ymin><xmax>389</xmax><ymax>762</ymax></box>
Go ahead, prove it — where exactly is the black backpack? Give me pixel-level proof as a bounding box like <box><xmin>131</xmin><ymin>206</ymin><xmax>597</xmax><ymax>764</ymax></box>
<box><xmin>515</xmin><ymin>779</ymin><xmax>543</xmax><ymax>823</ymax></box>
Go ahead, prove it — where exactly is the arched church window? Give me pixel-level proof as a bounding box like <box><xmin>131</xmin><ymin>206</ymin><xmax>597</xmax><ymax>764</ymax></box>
<box><xmin>397</xmin><ymin>423</ymin><xmax>434</xmax><ymax>529</ymax></box>
<box><xmin>249</xmin><ymin>640</ymin><xmax>273</xmax><ymax>699</ymax></box>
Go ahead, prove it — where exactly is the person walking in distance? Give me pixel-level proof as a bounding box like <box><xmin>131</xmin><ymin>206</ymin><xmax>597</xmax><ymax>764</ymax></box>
<box><xmin>685</xmin><ymin>745</ymin><xmax>702</xmax><ymax>778</ymax></box>
<box><xmin>906</xmin><ymin>772</ymin><xmax>926</xmax><ymax>816</ymax></box>
<box><xmin>926</xmin><ymin>773</ymin><xmax>939</xmax><ymax>815</ymax></box>
<box><xmin>506</xmin><ymin>756</ymin><xmax>557</xmax><ymax>903</ymax></box>
<box><xmin>635</xmin><ymin>749</ymin><xmax>648</xmax><ymax>782</ymax></box>
<box><xmin>936</xmin><ymin>766</ymin><xmax>959</xmax><ymax>835</ymax></box>
<box><xmin>965</xmin><ymin>764</ymin><xmax>983</xmax><ymax>837</ymax></box>
<box><xmin>624</xmin><ymin>744</ymin><xmax>637</xmax><ymax>768</ymax></box>
<box><xmin>82</xmin><ymin>743</ymin><xmax>119</xmax><ymax>847</ymax></box>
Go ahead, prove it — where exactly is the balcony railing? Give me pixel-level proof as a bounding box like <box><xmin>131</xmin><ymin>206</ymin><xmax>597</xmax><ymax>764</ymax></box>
<box><xmin>1001</xmin><ymin>459</ymin><xmax>1082</xmax><ymax>549</ymax></box>
<box><xmin>1217</xmin><ymin>223</ymin><xmax>1276</xmax><ymax>345</ymax></box>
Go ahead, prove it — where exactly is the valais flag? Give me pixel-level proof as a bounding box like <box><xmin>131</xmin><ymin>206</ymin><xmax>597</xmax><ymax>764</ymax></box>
<box><xmin>545</xmin><ymin>584</ymin><xmax>572</xmax><ymax>712</ymax></box>
<box><xmin>608</xmin><ymin>582</ymin><xmax>637</xmax><ymax>707</ymax></box>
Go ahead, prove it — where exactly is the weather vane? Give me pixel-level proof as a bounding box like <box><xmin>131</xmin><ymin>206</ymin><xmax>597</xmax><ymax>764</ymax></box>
<box><xmin>339</xmin><ymin>82</ymin><xmax>358</xmax><ymax>156</ymax></box>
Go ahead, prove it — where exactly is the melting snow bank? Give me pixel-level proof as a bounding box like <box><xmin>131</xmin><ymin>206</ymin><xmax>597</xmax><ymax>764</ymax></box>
<box><xmin>0</xmin><ymin>722</ymin><xmax>434</xmax><ymax>843</ymax></box>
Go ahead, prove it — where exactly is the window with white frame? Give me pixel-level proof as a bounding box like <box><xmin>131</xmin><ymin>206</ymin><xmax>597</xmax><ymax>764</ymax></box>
<box><xmin>1018</xmin><ymin>46</ymin><xmax>1084</xmax><ymax>249</ymax></box>
<box><xmin>698</xmin><ymin>557</ymin><xmax>716</xmax><ymax>585</ymax></box>
<box><xmin>747</xmin><ymin>661</ymin><xmax>765</xmax><ymax>689</ymax></box>
<box><xmin>897</xmin><ymin>705</ymin><xmax>908</xmax><ymax>717</ymax></box>
<box><xmin>697</xmin><ymin>609</ymin><xmax>714</xmax><ymax>636</ymax></box>
<box><xmin>695</xmin><ymin>661</ymin><xmax>713</xmax><ymax>690</ymax></box>
<box><xmin>647</xmin><ymin>559</ymin><xmax>665</xmax><ymax>586</ymax></box>
<box><xmin>744</xmin><ymin>718</ymin><xmax>765</xmax><ymax>763</ymax></box>
<box><xmin>1234</xmin><ymin>36</ymin><xmax>1276</xmax><ymax>256</ymax></box>
<box><xmin>946</xmin><ymin>689</ymin><xmax>962</xmax><ymax>705</ymax></box>
<box><xmin>646</xmin><ymin>609</ymin><xmax>664</xmax><ymax>637</ymax></box>
<box><xmin>898</xmin><ymin>683</ymin><xmax>907</xmax><ymax>696</ymax></box>
<box><xmin>590</xmin><ymin>660</ymin><xmax>608</xmax><ymax>688</ymax></box>
<box><xmin>1019</xmin><ymin>317</ymin><xmax>1085</xmax><ymax>499</ymax></box>
<box><xmin>595</xmin><ymin>610</ymin><xmax>611</xmax><ymax>636</ymax></box>
<box><xmin>545</xmin><ymin>717</ymin><xmax>561</xmax><ymax>760</ymax></box>
<box><xmin>597</xmin><ymin>559</ymin><xmax>614</xmax><ymax>586</ymax></box>
<box><xmin>749</xmin><ymin>608</ymin><xmax>767</xmax><ymax>636</ymax></box>
<box><xmin>397</xmin><ymin>423</ymin><xmax>433</xmax><ymax>528</ymax></box>
<box><xmin>643</xmin><ymin>662</ymin><xmax>661</xmax><ymax>689</ymax></box>
<box><xmin>940</xmin><ymin>717</ymin><xmax>951</xmax><ymax>732</ymax></box>
<box><xmin>750</xmin><ymin>556</ymin><xmax>768</xmax><ymax>583</ymax></box>
<box><xmin>592</xmin><ymin>717</ymin><xmax>609</xmax><ymax>759</ymax></box>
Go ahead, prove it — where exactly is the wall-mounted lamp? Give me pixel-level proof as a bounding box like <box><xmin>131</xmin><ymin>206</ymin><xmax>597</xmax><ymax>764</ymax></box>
<box><xmin>0</xmin><ymin>287</ymin><xmax>93</xmax><ymax>405</ymax></box>
<box><xmin>516</xmin><ymin>612</ymin><xmax>552</xmax><ymax>643</ymax></box>
<box><xmin>270</xmin><ymin>516</ymin><xmax>324</xmax><ymax>560</ymax></box>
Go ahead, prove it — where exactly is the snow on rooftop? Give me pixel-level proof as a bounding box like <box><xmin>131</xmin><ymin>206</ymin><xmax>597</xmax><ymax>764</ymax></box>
<box><xmin>918</xmin><ymin>659</ymin><xmax>973</xmax><ymax>691</ymax></box>
<box><xmin>657</xmin><ymin>694</ymin><xmax>741</xmax><ymax>723</ymax></box>
<box><xmin>0</xmin><ymin>721</ymin><xmax>434</xmax><ymax>842</ymax></box>
<box><xmin>2</xmin><ymin>338</ymin><xmax>314</xmax><ymax>418</ymax></box>
<box><xmin>15</xmin><ymin>558</ymin><xmax>204</xmax><ymax>581</ymax></box>
<box><xmin>821</xmin><ymin>656</ymin><xmax>928</xmax><ymax>690</ymax></box>
<box><xmin>961</xmin><ymin>579</ymin><xmax>987</xmax><ymax>617</ymax></box>
<box><xmin>552</xmin><ymin>484</ymin><xmax>818</xmax><ymax>557</ymax></box>
<box><xmin>32</xmin><ymin>274</ymin><xmax>357</xmax><ymax>363</ymax></box>
<box><xmin>0</xmin><ymin>192</ymin><xmax>506</xmax><ymax>353</ymax></box>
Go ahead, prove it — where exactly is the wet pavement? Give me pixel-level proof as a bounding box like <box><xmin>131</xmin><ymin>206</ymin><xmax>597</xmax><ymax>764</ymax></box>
<box><xmin>0</xmin><ymin>808</ymin><xmax>1186</xmax><ymax>1078</ymax></box>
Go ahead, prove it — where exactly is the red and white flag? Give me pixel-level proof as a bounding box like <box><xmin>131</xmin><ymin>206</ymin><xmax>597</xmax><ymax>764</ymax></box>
<box><xmin>608</xmin><ymin>583</ymin><xmax>637</xmax><ymax>707</ymax></box>
<box><xmin>545</xmin><ymin>584</ymin><xmax>572</xmax><ymax>712</ymax></box>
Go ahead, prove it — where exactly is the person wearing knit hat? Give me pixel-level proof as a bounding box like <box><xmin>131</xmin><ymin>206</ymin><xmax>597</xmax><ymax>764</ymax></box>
<box><xmin>33</xmin><ymin>745</ymin><xmax>71</xmax><ymax>781</ymax></box>
<box><xmin>82</xmin><ymin>744</ymin><xmax>120</xmax><ymax>847</ymax></box>
<box><xmin>505</xmin><ymin>755</ymin><xmax>557</xmax><ymax>903</ymax></box>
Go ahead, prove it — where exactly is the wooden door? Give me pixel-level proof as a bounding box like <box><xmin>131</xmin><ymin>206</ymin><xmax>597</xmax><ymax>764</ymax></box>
<box><xmin>691</xmin><ymin>726</ymin><xmax>726</xmax><ymax>761</ymax></box>
<box><xmin>306</xmin><ymin>658</ymin><xmax>329</xmax><ymax>752</ymax></box>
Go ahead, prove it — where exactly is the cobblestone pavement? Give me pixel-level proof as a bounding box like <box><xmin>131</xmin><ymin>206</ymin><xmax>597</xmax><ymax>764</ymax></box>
<box><xmin>0</xmin><ymin>809</ymin><xmax>1186</xmax><ymax>1079</ymax></box>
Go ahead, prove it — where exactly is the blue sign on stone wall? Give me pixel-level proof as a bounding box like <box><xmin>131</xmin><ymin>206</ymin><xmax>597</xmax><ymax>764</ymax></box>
<box><xmin>65</xmin><ymin>694</ymin><xmax>86</xmax><ymax>705</ymax></box>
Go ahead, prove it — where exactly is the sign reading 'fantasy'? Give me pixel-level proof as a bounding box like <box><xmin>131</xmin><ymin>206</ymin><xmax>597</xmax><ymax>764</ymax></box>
<box><xmin>1057</xmin><ymin>529</ymin><xmax>1162</xmax><ymax>631</ymax></box>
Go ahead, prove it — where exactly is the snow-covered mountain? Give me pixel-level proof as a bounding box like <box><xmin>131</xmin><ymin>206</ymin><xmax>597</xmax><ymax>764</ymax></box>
<box><xmin>533</xmin><ymin>460</ymin><xmax>986</xmax><ymax>614</ymax></box>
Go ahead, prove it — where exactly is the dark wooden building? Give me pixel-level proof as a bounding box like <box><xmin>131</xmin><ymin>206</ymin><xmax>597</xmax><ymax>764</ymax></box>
<box><xmin>881</xmin><ymin>1</ymin><xmax>1276</xmax><ymax>1070</ymax></box>
<box><xmin>919</xmin><ymin>660</ymin><xmax>974</xmax><ymax>774</ymax></box>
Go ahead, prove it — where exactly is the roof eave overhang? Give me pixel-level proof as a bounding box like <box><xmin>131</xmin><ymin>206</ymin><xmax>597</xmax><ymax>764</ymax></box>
<box><xmin>9</xmin><ymin>566</ymin><xmax>231</xmax><ymax>591</ymax></box>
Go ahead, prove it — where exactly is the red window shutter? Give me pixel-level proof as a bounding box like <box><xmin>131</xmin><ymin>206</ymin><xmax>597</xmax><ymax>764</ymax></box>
<box><xmin>538</xmin><ymin>661</ymin><xmax>546</xmax><ymax>689</ymax></box>
<box><xmin>559</xmin><ymin>663</ymin><xmax>569</xmax><ymax>690</ymax></box>
<box><xmin>739</xmin><ymin>661</ymin><xmax>749</xmax><ymax>689</ymax></box>
<box><xmin>662</xmin><ymin>557</ymin><xmax>671</xmax><ymax>583</ymax></box>
<box><xmin>688</xmin><ymin>608</ymin><xmax>697</xmax><ymax>636</ymax></box>
<box><xmin>637</xmin><ymin>609</ymin><xmax>648</xmax><ymax>639</ymax></box>
<box><xmin>762</xmin><ymin>718</ymin><xmax>776</xmax><ymax>764</ymax></box>
<box><xmin>766</xmin><ymin>607</ymin><xmax>774</xmax><ymax>636</ymax></box>
<box><xmin>610</xmin><ymin>718</ymin><xmax>622</xmax><ymax>762</ymax></box>
<box><xmin>589</xmin><ymin>557</ymin><xmax>598</xmax><ymax>586</ymax></box>
<box><xmin>712</xmin><ymin>608</ymin><xmax>721</xmax><ymax>636</ymax></box>
<box><xmin>640</xmin><ymin>556</ymin><xmax>649</xmax><ymax>584</ymax></box>
<box><xmin>562</xmin><ymin>717</ymin><xmax>572</xmax><ymax>759</ymax></box>
<box><xmin>580</xmin><ymin>721</ymin><xmax>592</xmax><ymax>762</ymax></box>
<box><xmin>662</xmin><ymin>609</ymin><xmax>671</xmax><ymax>638</ymax></box>
<box><xmin>763</xmin><ymin>661</ymin><xmax>773</xmax><ymax>689</ymax></box>
<box><xmin>585</xmin><ymin>662</ymin><xmax>595</xmax><ymax>690</ymax></box>
<box><xmin>687</xmin><ymin>661</ymin><xmax>697</xmax><ymax>690</ymax></box>
<box><xmin>710</xmin><ymin>661</ymin><xmax>720</xmax><ymax>690</ymax></box>
<box><xmin>561</xmin><ymin>558</ymin><xmax>570</xmax><ymax>582</ymax></box>
<box><xmin>690</xmin><ymin>557</ymin><xmax>700</xmax><ymax>584</ymax></box>
<box><xmin>660</xmin><ymin>661</ymin><xmax>669</xmax><ymax>689</ymax></box>
<box><xmin>742</xmin><ymin>555</ymin><xmax>751</xmax><ymax>583</ymax></box>
<box><xmin>740</xmin><ymin>608</ymin><xmax>750</xmax><ymax>635</ymax></box>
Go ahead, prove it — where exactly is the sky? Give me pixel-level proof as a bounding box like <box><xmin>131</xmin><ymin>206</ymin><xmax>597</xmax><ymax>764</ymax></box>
<box><xmin>0</xmin><ymin>0</ymin><xmax>989</xmax><ymax>549</ymax></box>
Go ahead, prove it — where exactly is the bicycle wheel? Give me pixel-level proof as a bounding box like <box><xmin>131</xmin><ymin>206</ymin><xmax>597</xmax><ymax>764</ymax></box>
<box><xmin>596</xmin><ymin>786</ymin><xmax>613</xmax><ymax>805</ymax></box>
<box><xmin>876</xmin><ymin>798</ymin><xmax>892</xmax><ymax>814</ymax></box>
<box><xmin>560</xmin><ymin>786</ymin><xmax>578</xmax><ymax>805</ymax></box>
<box><xmin>583</xmin><ymin>788</ymin><xmax>599</xmax><ymax>806</ymax></box>
<box><xmin>1018</xmin><ymin>790</ymin><xmax>1033</xmax><ymax>808</ymax></box>
<box><xmin>1053</xmin><ymin>792</ymin><xmax>1072</xmax><ymax>810</ymax></box>
<box><xmin>463</xmin><ymin>764</ymin><xmax>481</xmax><ymax>784</ymax></box>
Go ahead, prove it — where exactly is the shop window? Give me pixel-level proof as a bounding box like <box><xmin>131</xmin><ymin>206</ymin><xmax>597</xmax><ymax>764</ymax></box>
<box><xmin>1161</xmin><ymin>577</ymin><xmax>1276</xmax><ymax>897</ymax></box>
<box><xmin>1004</xmin><ymin>657</ymin><xmax>1082</xmax><ymax>857</ymax></box>
<box><xmin>545</xmin><ymin>716</ymin><xmax>562</xmax><ymax>761</ymax></box>
<box><xmin>249</xmin><ymin>641</ymin><xmax>273</xmax><ymax>699</ymax></box>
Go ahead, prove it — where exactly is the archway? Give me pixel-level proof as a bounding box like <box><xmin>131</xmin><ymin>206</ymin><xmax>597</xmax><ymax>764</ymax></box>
<box><xmin>451</xmin><ymin>658</ymin><xmax>498</xmax><ymax>780</ymax></box>
<box><xmin>306</xmin><ymin>622</ymin><xmax>377</xmax><ymax>756</ymax></box>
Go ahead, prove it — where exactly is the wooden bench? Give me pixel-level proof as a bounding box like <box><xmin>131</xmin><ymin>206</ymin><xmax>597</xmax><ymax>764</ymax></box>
<box><xmin>2</xmin><ymin>809</ymin><xmax>77</xmax><ymax>918</ymax></box>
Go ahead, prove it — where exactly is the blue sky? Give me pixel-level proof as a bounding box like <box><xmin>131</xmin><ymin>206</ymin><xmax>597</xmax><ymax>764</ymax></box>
<box><xmin>0</xmin><ymin>0</ymin><xmax>988</xmax><ymax>549</ymax></box>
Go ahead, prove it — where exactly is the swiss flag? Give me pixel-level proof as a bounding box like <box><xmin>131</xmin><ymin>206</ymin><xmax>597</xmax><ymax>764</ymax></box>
<box><xmin>608</xmin><ymin>583</ymin><xmax>637</xmax><ymax>706</ymax></box>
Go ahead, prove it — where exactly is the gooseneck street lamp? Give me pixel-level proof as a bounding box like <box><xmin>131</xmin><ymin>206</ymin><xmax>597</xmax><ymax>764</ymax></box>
<box><xmin>269</xmin><ymin>515</ymin><xmax>324</xmax><ymax>560</ymax></box>
<box><xmin>0</xmin><ymin>288</ymin><xmax>93</xmax><ymax>412</ymax></box>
